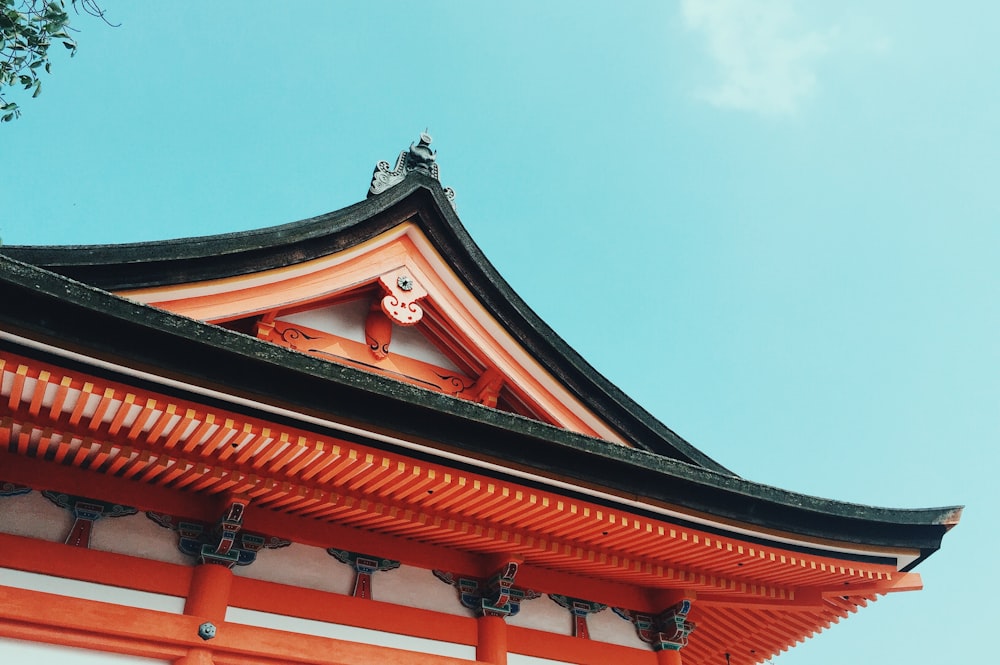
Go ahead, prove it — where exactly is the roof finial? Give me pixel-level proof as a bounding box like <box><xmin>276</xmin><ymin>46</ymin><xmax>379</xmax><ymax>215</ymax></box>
<box><xmin>406</xmin><ymin>131</ymin><xmax>436</xmax><ymax>175</ymax></box>
<box><xmin>368</xmin><ymin>132</ymin><xmax>456</xmax><ymax>210</ymax></box>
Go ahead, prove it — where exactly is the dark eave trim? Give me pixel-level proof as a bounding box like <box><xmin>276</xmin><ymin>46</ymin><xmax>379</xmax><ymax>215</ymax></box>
<box><xmin>0</xmin><ymin>254</ymin><xmax>962</xmax><ymax>558</ymax></box>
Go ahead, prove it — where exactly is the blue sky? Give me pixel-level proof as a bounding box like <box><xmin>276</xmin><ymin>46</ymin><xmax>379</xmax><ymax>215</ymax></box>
<box><xmin>2</xmin><ymin>2</ymin><xmax>997</xmax><ymax>663</ymax></box>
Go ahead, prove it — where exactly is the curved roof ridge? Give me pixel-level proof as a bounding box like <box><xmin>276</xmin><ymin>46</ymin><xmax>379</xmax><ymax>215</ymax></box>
<box><xmin>2</xmin><ymin>174</ymin><xmax>734</xmax><ymax>472</ymax></box>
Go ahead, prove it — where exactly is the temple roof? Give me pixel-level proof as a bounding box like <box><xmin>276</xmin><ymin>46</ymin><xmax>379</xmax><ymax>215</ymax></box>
<box><xmin>0</xmin><ymin>137</ymin><xmax>961</xmax><ymax>565</ymax></box>
<box><xmin>1</xmin><ymin>168</ymin><xmax>727</xmax><ymax>470</ymax></box>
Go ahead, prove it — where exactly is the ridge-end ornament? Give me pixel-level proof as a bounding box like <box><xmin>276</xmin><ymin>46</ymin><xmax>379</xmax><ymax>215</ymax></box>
<box><xmin>368</xmin><ymin>132</ymin><xmax>457</xmax><ymax>210</ymax></box>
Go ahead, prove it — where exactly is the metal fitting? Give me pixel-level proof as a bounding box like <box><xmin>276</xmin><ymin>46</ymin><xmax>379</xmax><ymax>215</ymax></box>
<box><xmin>198</xmin><ymin>621</ymin><xmax>217</xmax><ymax>640</ymax></box>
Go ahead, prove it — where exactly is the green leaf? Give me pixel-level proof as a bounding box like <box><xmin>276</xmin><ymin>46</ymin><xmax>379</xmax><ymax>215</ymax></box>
<box><xmin>32</xmin><ymin>81</ymin><xmax>41</xmax><ymax>98</ymax></box>
<box><xmin>2</xmin><ymin>113</ymin><xmax>13</xmax><ymax>122</ymax></box>
<box><xmin>62</xmin><ymin>40</ymin><xmax>74</xmax><ymax>49</ymax></box>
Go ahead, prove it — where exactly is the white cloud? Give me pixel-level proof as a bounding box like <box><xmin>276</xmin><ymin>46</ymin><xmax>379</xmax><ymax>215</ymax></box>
<box><xmin>681</xmin><ymin>0</ymin><xmax>837</xmax><ymax>116</ymax></box>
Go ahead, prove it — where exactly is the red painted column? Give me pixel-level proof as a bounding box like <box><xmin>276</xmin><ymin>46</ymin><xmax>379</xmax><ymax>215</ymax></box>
<box><xmin>657</xmin><ymin>649</ymin><xmax>683</xmax><ymax>665</ymax></box>
<box><xmin>477</xmin><ymin>614</ymin><xmax>508</xmax><ymax>665</ymax></box>
<box><xmin>177</xmin><ymin>564</ymin><xmax>232</xmax><ymax>665</ymax></box>
<box><xmin>174</xmin><ymin>649</ymin><xmax>214</xmax><ymax>665</ymax></box>
<box><xmin>183</xmin><ymin>564</ymin><xmax>233</xmax><ymax>621</ymax></box>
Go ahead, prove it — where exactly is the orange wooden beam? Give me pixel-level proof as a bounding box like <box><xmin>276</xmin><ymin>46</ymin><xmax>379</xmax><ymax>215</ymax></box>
<box><xmin>0</xmin><ymin>583</ymin><xmax>200</xmax><ymax>658</ymax></box>
<box><xmin>0</xmin><ymin>531</ymin><xmax>190</xmax><ymax>597</ymax></box>
<box><xmin>229</xmin><ymin>576</ymin><xmax>478</xmax><ymax>647</ymax></box>
<box><xmin>0</xmin><ymin>584</ymin><xmax>475</xmax><ymax>665</ymax></box>
<box><xmin>508</xmin><ymin>625</ymin><xmax>656</xmax><ymax>665</ymax></box>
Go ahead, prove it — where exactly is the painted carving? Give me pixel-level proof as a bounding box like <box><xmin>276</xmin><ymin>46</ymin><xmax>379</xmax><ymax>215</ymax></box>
<box><xmin>41</xmin><ymin>491</ymin><xmax>137</xmax><ymax>548</ymax></box>
<box><xmin>327</xmin><ymin>549</ymin><xmax>400</xmax><ymax>600</ymax></box>
<box><xmin>147</xmin><ymin>498</ymin><xmax>289</xmax><ymax>567</ymax></box>
<box><xmin>458</xmin><ymin>367</ymin><xmax>505</xmax><ymax>407</ymax></box>
<box><xmin>365</xmin><ymin>301</ymin><xmax>394</xmax><ymax>360</ymax></box>
<box><xmin>0</xmin><ymin>481</ymin><xmax>31</xmax><ymax>497</ymax></box>
<box><xmin>613</xmin><ymin>600</ymin><xmax>696</xmax><ymax>651</ymax></box>
<box><xmin>263</xmin><ymin>319</ymin><xmax>479</xmax><ymax>397</ymax></box>
<box><xmin>549</xmin><ymin>594</ymin><xmax>607</xmax><ymax>639</ymax></box>
<box><xmin>433</xmin><ymin>561</ymin><xmax>539</xmax><ymax>618</ymax></box>
<box><xmin>378</xmin><ymin>268</ymin><xmax>427</xmax><ymax>326</ymax></box>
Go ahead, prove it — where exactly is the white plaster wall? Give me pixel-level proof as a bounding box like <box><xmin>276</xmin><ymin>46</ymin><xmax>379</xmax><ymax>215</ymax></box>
<box><xmin>506</xmin><ymin>596</ymin><xmax>643</xmax><ymax>648</ymax></box>
<box><xmin>0</xmin><ymin>490</ymin><xmax>73</xmax><ymax>541</ymax></box>
<box><xmin>586</xmin><ymin>606</ymin><xmax>646</xmax><ymax>648</ymax></box>
<box><xmin>233</xmin><ymin>541</ymin><xmax>354</xmax><ymax>594</ymax></box>
<box><xmin>0</xmin><ymin>638</ymin><xmax>171</xmax><ymax>664</ymax></box>
<box><xmin>507</xmin><ymin>594</ymin><xmax>573</xmax><ymax>636</ymax></box>
<box><xmin>0</xmin><ymin>567</ymin><xmax>185</xmax><ymax>613</ymax></box>
<box><xmin>280</xmin><ymin>300</ymin><xmax>368</xmax><ymax>343</ymax></box>
<box><xmin>0</xmin><ymin>491</ymin><xmax>188</xmax><ymax>566</ymax></box>
<box><xmin>379</xmin><ymin>563</ymin><xmax>475</xmax><ymax>617</ymax></box>
<box><xmin>233</xmin><ymin>545</ymin><xmax>472</xmax><ymax>618</ymax></box>
<box><xmin>91</xmin><ymin>511</ymin><xmax>190</xmax><ymax>566</ymax></box>
<box><xmin>226</xmin><ymin>606</ymin><xmax>476</xmax><ymax>660</ymax></box>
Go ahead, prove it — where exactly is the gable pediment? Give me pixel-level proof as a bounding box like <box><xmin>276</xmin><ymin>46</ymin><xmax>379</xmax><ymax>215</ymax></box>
<box><xmin>3</xmin><ymin>165</ymin><xmax>730</xmax><ymax>470</ymax></box>
<box><xmin>117</xmin><ymin>222</ymin><xmax>627</xmax><ymax>443</ymax></box>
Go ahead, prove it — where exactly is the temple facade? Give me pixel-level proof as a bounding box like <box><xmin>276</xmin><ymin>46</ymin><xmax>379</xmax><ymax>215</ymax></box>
<box><xmin>0</xmin><ymin>135</ymin><xmax>960</xmax><ymax>665</ymax></box>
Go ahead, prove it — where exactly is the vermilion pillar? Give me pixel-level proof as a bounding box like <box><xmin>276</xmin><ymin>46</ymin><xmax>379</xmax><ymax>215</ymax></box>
<box><xmin>477</xmin><ymin>614</ymin><xmax>508</xmax><ymax>665</ymax></box>
<box><xmin>174</xmin><ymin>649</ymin><xmax>214</xmax><ymax>665</ymax></box>
<box><xmin>183</xmin><ymin>563</ymin><xmax>233</xmax><ymax>621</ymax></box>
<box><xmin>657</xmin><ymin>649</ymin><xmax>683</xmax><ymax>665</ymax></box>
<box><xmin>175</xmin><ymin>564</ymin><xmax>233</xmax><ymax>665</ymax></box>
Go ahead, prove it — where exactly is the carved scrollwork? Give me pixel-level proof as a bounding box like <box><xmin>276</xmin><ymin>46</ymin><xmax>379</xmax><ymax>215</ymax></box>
<box><xmin>378</xmin><ymin>268</ymin><xmax>428</xmax><ymax>326</ymax></box>
<box><xmin>369</xmin><ymin>153</ymin><xmax>408</xmax><ymax>196</ymax></box>
<box><xmin>367</xmin><ymin>133</ymin><xmax>457</xmax><ymax>211</ymax></box>
<box><xmin>278</xmin><ymin>326</ymin><xmax>318</xmax><ymax>350</ymax></box>
<box><xmin>365</xmin><ymin>301</ymin><xmax>393</xmax><ymax>360</ymax></box>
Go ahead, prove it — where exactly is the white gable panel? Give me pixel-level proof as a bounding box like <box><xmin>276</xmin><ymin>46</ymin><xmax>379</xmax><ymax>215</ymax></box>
<box><xmin>280</xmin><ymin>300</ymin><xmax>461</xmax><ymax>371</ymax></box>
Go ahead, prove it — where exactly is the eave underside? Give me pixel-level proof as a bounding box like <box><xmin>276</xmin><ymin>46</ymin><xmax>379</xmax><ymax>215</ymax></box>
<box><xmin>0</xmin><ymin>346</ymin><xmax>943</xmax><ymax>665</ymax></box>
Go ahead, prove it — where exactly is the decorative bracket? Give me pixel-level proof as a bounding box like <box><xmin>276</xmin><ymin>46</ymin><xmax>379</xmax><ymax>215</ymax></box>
<box><xmin>41</xmin><ymin>491</ymin><xmax>137</xmax><ymax>548</ymax></box>
<box><xmin>433</xmin><ymin>561</ymin><xmax>539</xmax><ymax>618</ymax></box>
<box><xmin>362</xmin><ymin>267</ymin><xmax>429</xmax><ymax>360</ymax></box>
<box><xmin>458</xmin><ymin>368</ymin><xmax>505</xmax><ymax>408</ymax></box>
<box><xmin>613</xmin><ymin>600</ymin><xmax>696</xmax><ymax>651</ymax></box>
<box><xmin>148</xmin><ymin>497</ymin><xmax>289</xmax><ymax>568</ymax></box>
<box><xmin>327</xmin><ymin>549</ymin><xmax>401</xmax><ymax>600</ymax></box>
<box><xmin>368</xmin><ymin>132</ymin><xmax>457</xmax><ymax>210</ymax></box>
<box><xmin>364</xmin><ymin>301</ymin><xmax>393</xmax><ymax>360</ymax></box>
<box><xmin>378</xmin><ymin>267</ymin><xmax>428</xmax><ymax>327</ymax></box>
<box><xmin>549</xmin><ymin>594</ymin><xmax>608</xmax><ymax>639</ymax></box>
